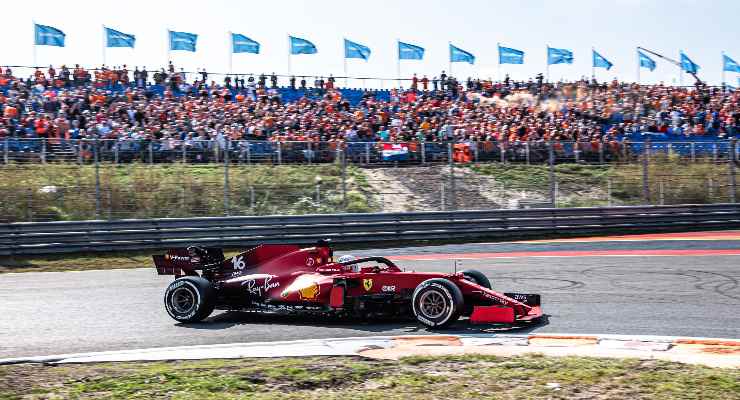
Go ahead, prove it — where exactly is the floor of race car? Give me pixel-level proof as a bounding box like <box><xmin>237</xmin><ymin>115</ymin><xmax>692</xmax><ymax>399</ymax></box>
<box><xmin>1</xmin><ymin>234</ymin><xmax>740</xmax><ymax>358</ymax></box>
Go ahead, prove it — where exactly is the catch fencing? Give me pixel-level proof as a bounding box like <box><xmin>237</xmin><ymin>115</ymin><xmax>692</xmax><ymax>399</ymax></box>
<box><xmin>1</xmin><ymin>204</ymin><xmax>739</xmax><ymax>255</ymax></box>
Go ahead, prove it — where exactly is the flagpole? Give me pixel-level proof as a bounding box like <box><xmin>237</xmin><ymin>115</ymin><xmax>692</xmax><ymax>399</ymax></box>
<box><xmin>545</xmin><ymin>45</ymin><xmax>550</xmax><ymax>83</ymax></box>
<box><xmin>591</xmin><ymin>46</ymin><xmax>595</xmax><ymax>81</ymax></box>
<box><xmin>721</xmin><ymin>51</ymin><xmax>726</xmax><ymax>88</ymax></box>
<box><xmin>636</xmin><ymin>47</ymin><xmax>640</xmax><ymax>84</ymax></box>
<box><xmin>396</xmin><ymin>39</ymin><xmax>401</xmax><ymax>88</ymax></box>
<box><xmin>497</xmin><ymin>43</ymin><xmax>501</xmax><ymax>83</ymax></box>
<box><xmin>448</xmin><ymin>42</ymin><xmax>452</xmax><ymax>79</ymax></box>
<box><xmin>228</xmin><ymin>31</ymin><xmax>233</xmax><ymax>74</ymax></box>
<box><xmin>343</xmin><ymin>38</ymin><xmax>348</xmax><ymax>88</ymax></box>
<box><xmin>287</xmin><ymin>34</ymin><xmax>292</xmax><ymax>76</ymax></box>
<box><xmin>679</xmin><ymin>50</ymin><xmax>684</xmax><ymax>87</ymax></box>
<box><xmin>102</xmin><ymin>25</ymin><xmax>107</xmax><ymax>68</ymax></box>
<box><xmin>166</xmin><ymin>29</ymin><xmax>171</xmax><ymax>67</ymax></box>
<box><xmin>32</xmin><ymin>21</ymin><xmax>37</xmax><ymax>68</ymax></box>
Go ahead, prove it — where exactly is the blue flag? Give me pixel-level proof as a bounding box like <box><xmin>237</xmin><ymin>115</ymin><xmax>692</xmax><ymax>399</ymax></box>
<box><xmin>232</xmin><ymin>33</ymin><xmax>259</xmax><ymax>54</ymax></box>
<box><xmin>450</xmin><ymin>44</ymin><xmax>475</xmax><ymax>64</ymax></box>
<box><xmin>105</xmin><ymin>27</ymin><xmax>135</xmax><ymax>48</ymax></box>
<box><xmin>169</xmin><ymin>31</ymin><xmax>197</xmax><ymax>52</ymax></box>
<box><xmin>398</xmin><ymin>41</ymin><xmax>424</xmax><ymax>60</ymax></box>
<box><xmin>547</xmin><ymin>46</ymin><xmax>573</xmax><ymax>65</ymax></box>
<box><xmin>592</xmin><ymin>50</ymin><xmax>613</xmax><ymax>70</ymax></box>
<box><xmin>344</xmin><ymin>39</ymin><xmax>371</xmax><ymax>60</ymax></box>
<box><xmin>290</xmin><ymin>36</ymin><xmax>317</xmax><ymax>55</ymax></box>
<box><xmin>34</xmin><ymin>24</ymin><xmax>65</xmax><ymax>47</ymax></box>
<box><xmin>723</xmin><ymin>54</ymin><xmax>740</xmax><ymax>73</ymax></box>
<box><xmin>498</xmin><ymin>45</ymin><xmax>524</xmax><ymax>64</ymax></box>
<box><xmin>638</xmin><ymin>50</ymin><xmax>656</xmax><ymax>71</ymax></box>
<box><xmin>680</xmin><ymin>51</ymin><xmax>699</xmax><ymax>74</ymax></box>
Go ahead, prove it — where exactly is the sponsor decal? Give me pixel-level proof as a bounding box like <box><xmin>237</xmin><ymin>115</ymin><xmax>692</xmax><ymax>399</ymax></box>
<box><xmin>232</xmin><ymin>255</ymin><xmax>246</xmax><ymax>270</ymax></box>
<box><xmin>305</xmin><ymin>257</ymin><xmax>316</xmax><ymax>267</ymax></box>
<box><xmin>381</xmin><ymin>285</ymin><xmax>396</xmax><ymax>292</ymax></box>
<box><xmin>280</xmin><ymin>275</ymin><xmax>321</xmax><ymax>300</ymax></box>
<box><xmin>298</xmin><ymin>282</ymin><xmax>320</xmax><ymax>300</ymax></box>
<box><xmin>241</xmin><ymin>275</ymin><xmax>280</xmax><ymax>297</ymax></box>
<box><xmin>166</xmin><ymin>254</ymin><xmax>190</xmax><ymax>262</ymax></box>
<box><xmin>363</xmin><ymin>278</ymin><xmax>373</xmax><ymax>291</ymax></box>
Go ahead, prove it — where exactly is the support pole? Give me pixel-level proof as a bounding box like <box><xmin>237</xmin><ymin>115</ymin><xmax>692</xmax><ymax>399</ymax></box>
<box><xmin>548</xmin><ymin>142</ymin><xmax>556</xmax><ymax>206</ymax></box>
<box><xmin>642</xmin><ymin>139</ymin><xmax>650</xmax><ymax>204</ymax></box>
<box><xmin>224</xmin><ymin>138</ymin><xmax>231</xmax><ymax>216</ymax></box>
<box><xmin>94</xmin><ymin>138</ymin><xmax>101</xmax><ymax>218</ymax></box>
<box><xmin>448</xmin><ymin>143</ymin><xmax>456</xmax><ymax>211</ymax></box>
<box><xmin>228</xmin><ymin>31</ymin><xmax>233</xmax><ymax>74</ymax></box>
<box><xmin>730</xmin><ymin>138</ymin><xmax>737</xmax><ymax>203</ymax></box>
<box><xmin>636</xmin><ymin>48</ymin><xmax>640</xmax><ymax>84</ymax></box>
<box><xmin>287</xmin><ymin>34</ymin><xmax>292</xmax><ymax>76</ymax></box>
<box><xmin>102</xmin><ymin>25</ymin><xmax>107</xmax><ymax>67</ymax></box>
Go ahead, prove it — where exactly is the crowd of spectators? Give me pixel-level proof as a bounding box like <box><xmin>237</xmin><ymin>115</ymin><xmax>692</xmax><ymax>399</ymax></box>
<box><xmin>0</xmin><ymin>62</ymin><xmax>738</xmax><ymax>157</ymax></box>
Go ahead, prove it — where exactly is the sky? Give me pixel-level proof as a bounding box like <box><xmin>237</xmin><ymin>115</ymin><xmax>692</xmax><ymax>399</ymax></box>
<box><xmin>7</xmin><ymin>0</ymin><xmax>740</xmax><ymax>87</ymax></box>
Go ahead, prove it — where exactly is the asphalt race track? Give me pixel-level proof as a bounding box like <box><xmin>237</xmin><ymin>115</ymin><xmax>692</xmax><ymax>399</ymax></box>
<box><xmin>2</xmin><ymin>231</ymin><xmax>740</xmax><ymax>359</ymax></box>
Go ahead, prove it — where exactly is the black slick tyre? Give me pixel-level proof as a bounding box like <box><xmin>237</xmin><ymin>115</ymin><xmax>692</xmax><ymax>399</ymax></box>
<box><xmin>411</xmin><ymin>278</ymin><xmax>464</xmax><ymax>329</ymax></box>
<box><xmin>461</xmin><ymin>269</ymin><xmax>492</xmax><ymax>289</ymax></box>
<box><xmin>164</xmin><ymin>276</ymin><xmax>216</xmax><ymax>323</ymax></box>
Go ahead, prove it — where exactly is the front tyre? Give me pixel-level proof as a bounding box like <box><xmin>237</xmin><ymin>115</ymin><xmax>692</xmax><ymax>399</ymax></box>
<box><xmin>411</xmin><ymin>278</ymin><xmax>464</xmax><ymax>329</ymax></box>
<box><xmin>164</xmin><ymin>276</ymin><xmax>216</xmax><ymax>323</ymax></box>
<box><xmin>461</xmin><ymin>269</ymin><xmax>492</xmax><ymax>289</ymax></box>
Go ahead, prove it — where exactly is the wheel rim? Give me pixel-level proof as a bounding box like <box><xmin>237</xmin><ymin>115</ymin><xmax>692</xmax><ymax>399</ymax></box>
<box><xmin>171</xmin><ymin>287</ymin><xmax>196</xmax><ymax>314</ymax></box>
<box><xmin>419</xmin><ymin>290</ymin><xmax>447</xmax><ymax>319</ymax></box>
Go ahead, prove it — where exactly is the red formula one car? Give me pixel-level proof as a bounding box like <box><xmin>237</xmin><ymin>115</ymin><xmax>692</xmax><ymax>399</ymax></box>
<box><xmin>153</xmin><ymin>240</ymin><xmax>542</xmax><ymax>329</ymax></box>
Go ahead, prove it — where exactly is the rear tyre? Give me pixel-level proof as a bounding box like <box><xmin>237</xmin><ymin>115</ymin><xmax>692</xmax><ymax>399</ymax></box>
<box><xmin>164</xmin><ymin>276</ymin><xmax>216</xmax><ymax>323</ymax></box>
<box><xmin>461</xmin><ymin>269</ymin><xmax>492</xmax><ymax>289</ymax></box>
<box><xmin>411</xmin><ymin>278</ymin><xmax>464</xmax><ymax>329</ymax></box>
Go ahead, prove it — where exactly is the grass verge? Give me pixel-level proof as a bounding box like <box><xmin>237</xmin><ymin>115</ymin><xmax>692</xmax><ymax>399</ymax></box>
<box><xmin>1</xmin><ymin>354</ymin><xmax>738</xmax><ymax>399</ymax></box>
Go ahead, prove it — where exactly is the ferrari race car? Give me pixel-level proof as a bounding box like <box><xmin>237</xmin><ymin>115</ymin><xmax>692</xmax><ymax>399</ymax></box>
<box><xmin>153</xmin><ymin>240</ymin><xmax>543</xmax><ymax>329</ymax></box>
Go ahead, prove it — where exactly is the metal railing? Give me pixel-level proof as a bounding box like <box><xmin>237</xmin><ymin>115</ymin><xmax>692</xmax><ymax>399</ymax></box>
<box><xmin>1</xmin><ymin>138</ymin><xmax>739</xmax><ymax>166</ymax></box>
<box><xmin>1</xmin><ymin>204</ymin><xmax>739</xmax><ymax>255</ymax></box>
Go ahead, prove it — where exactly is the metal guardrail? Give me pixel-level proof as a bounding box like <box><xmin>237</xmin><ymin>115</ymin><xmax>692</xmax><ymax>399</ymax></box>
<box><xmin>1</xmin><ymin>204</ymin><xmax>739</xmax><ymax>255</ymax></box>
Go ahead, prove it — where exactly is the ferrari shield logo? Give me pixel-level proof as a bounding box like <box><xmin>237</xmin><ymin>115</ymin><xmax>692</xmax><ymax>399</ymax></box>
<box><xmin>363</xmin><ymin>278</ymin><xmax>373</xmax><ymax>291</ymax></box>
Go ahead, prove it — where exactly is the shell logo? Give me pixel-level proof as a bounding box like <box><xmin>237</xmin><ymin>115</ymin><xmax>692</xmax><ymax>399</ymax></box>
<box><xmin>298</xmin><ymin>282</ymin><xmax>320</xmax><ymax>300</ymax></box>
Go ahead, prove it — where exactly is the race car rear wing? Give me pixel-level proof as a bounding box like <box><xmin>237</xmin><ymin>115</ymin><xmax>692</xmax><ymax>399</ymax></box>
<box><xmin>153</xmin><ymin>246</ymin><xmax>225</xmax><ymax>275</ymax></box>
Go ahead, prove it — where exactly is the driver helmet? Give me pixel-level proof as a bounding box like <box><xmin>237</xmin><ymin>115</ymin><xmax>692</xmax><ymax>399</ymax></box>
<box><xmin>337</xmin><ymin>254</ymin><xmax>359</xmax><ymax>272</ymax></box>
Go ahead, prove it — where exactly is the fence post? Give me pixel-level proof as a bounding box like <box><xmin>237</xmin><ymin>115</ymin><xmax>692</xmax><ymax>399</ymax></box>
<box><xmin>148</xmin><ymin>141</ymin><xmax>154</xmax><ymax>165</ymax></box>
<box><xmin>246</xmin><ymin>141</ymin><xmax>252</xmax><ymax>165</ymax></box>
<box><xmin>598</xmin><ymin>141</ymin><xmax>605</xmax><ymax>164</ymax></box>
<box><xmin>114</xmin><ymin>143</ymin><xmax>119</xmax><ymax>164</ymax></box>
<box><xmin>500</xmin><ymin>142</ymin><xmax>505</xmax><ymax>163</ymax></box>
<box><xmin>77</xmin><ymin>139</ymin><xmax>83</xmax><ymax>165</ymax></box>
<box><xmin>690</xmin><ymin>142</ymin><xmax>696</xmax><ymax>163</ymax></box>
<box><xmin>182</xmin><ymin>142</ymin><xmax>187</xmax><ymax>163</ymax></box>
<box><xmin>548</xmin><ymin>142</ymin><xmax>556</xmax><ymax>206</ymax></box>
<box><xmin>341</xmin><ymin>146</ymin><xmax>347</xmax><ymax>209</ymax></box>
<box><xmin>730</xmin><ymin>138</ymin><xmax>737</xmax><ymax>203</ymax></box>
<box><xmin>448</xmin><ymin>142</ymin><xmax>457</xmax><ymax>211</ymax></box>
<box><xmin>94</xmin><ymin>138</ymin><xmax>101</xmax><ymax>219</ymax></box>
<box><xmin>473</xmin><ymin>142</ymin><xmax>479</xmax><ymax>163</ymax></box>
<box><xmin>421</xmin><ymin>142</ymin><xmax>426</xmax><ymax>165</ymax></box>
<box><xmin>713</xmin><ymin>143</ymin><xmax>718</xmax><ymax>162</ymax></box>
<box><xmin>574</xmin><ymin>142</ymin><xmax>580</xmax><ymax>164</ymax></box>
<box><xmin>659</xmin><ymin>180</ymin><xmax>665</xmax><ymax>205</ymax></box>
<box><xmin>642</xmin><ymin>139</ymin><xmax>650</xmax><ymax>204</ymax></box>
<box><xmin>224</xmin><ymin>138</ymin><xmax>230</xmax><ymax>216</ymax></box>
<box><xmin>3</xmin><ymin>137</ymin><xmax>8</xmax><ymax>164</ymax></box>
<box><xmin>27</xmin><ymin>188</ymin><xmax>33</xmax><ymax>222</ymax></box>
<box><xmin>525</xmin><ymin>141</ymin><xmax>530</xmax><ymax>165</ymax></box>
<box><xmin>440</xmin><ymin>182</ymin><xmax>446</xmax><ymax>211</ymax></box>
<box><xmin>277</xmin><ymin>141</ymin><xmax>283</xmax><ymax>165</ymax></box>
<box><xmin>41</xmin><ymin>138</ymin><xmax>47</xmax><ymax>164</ymax></box>
<box><xmin>365</xmin><ymin>142</ymin><xmax>371</xmax><ymax>164</ymax></box>
<box><xmin>307</xmin><ymin>142</ymin><xmax>313</xmax><ymax>165</ymax></box>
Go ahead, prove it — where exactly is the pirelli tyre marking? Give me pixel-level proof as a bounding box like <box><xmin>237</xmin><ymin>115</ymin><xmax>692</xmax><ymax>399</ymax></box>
<box><xmin>164</xmin><ymin>280</ymin><xmax>202</xmax><ymax>321</ymax></box>
<box><xmin>412</xmin><ymin>281</ymin><xmax>456</xmax><ymax>327</ymax></box>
